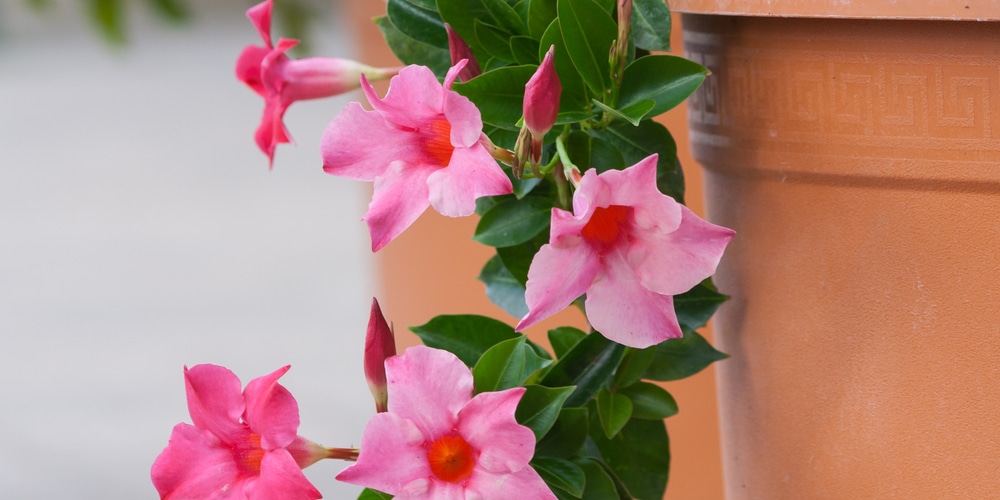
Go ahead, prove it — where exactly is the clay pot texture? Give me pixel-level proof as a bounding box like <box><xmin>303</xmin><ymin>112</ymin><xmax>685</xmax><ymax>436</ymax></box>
<box><xmin>677</xmin><ymin>8</ymin><xmax>1000</xmax><ymax>500</ymax></box>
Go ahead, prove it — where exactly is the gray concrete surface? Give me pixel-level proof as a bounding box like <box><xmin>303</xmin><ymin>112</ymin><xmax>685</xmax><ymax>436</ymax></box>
<box><xmin>0</xmin><ymin>1</ymin><xmax>375</xmax><ymax>497</ymax></box>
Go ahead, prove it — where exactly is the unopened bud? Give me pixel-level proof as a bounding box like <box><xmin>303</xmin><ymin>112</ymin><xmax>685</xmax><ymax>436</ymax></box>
<box><xmin>364</xmin><ymin>297</ymin><xmax>396</xmax><ymax>413</ymax></box>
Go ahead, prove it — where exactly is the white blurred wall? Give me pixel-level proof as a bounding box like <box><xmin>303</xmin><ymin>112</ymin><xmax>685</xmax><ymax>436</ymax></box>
<box><xmin>0</xmin><ymin>1</ymin><xmax>375</xmax><ymax>497</ymax></box>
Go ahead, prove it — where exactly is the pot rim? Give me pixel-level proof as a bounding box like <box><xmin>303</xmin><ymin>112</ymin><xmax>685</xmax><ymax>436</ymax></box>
<box><xmin>670</xmin><ymin>0</ymin><xmax>1000</xmax><ymax>21</ymax></box>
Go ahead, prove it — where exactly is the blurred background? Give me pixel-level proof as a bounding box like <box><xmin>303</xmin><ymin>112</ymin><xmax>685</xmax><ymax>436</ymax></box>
<box><xmin>0</xmin><ymin>0</ymin><xmax>376</xmax><ymax>497</ymax></box>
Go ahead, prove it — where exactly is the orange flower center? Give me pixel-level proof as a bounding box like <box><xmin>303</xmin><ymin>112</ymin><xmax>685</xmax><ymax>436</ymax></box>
<box><xmin>422</xmin><ymin>119</ymin><xmax>455</xmax><ymax>167</ymax></box>
<box><xmin>427</xmin><ymin>434</ymin><xmax>476</xmax><ymax>483</ymax></box>
<box><xmin>581</xmin><ymin>205</ymin><xmax>630</xmax><ymax>247</ymax></box>
<box><xmin>233</xmin><ymin>432</ymin><xmax>265</xmax><ymax>475</ymax></box>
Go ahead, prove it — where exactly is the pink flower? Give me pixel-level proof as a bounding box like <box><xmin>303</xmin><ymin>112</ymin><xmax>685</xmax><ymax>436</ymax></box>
<box><xmin>523</xmin><ymin>45</ymin><xmax>561</xmax><ymax>140</ymax></box>
<box><xmin>151</xmin><ymin>364</ymin><xmax>329</xmax><ymax>500</ymax></box>
<box><xmin>364</xmin><ymin>297</ymin><xmax>396</xmax><ymax>413</ymax></box>
<box><xmin>236</xmin><ymin>0</ymin><xmax>399</xmax><ymax>166</ymax></box>
<box><xmin>337</xmin><ymin>346</ymin><xmax>555</xmax><ymax>499</ymax></box>
<box><xmin>445</xmin><ymin>24</ymin><xmax>481</xmax><ymax>82</ymax></box>
<box><xmin>321</xmin><ymin>62</ymin><xmax>513</xmax><ymax>251</ymax></box>
<box><xmin>516</xmin><ymin>155</ymin><xmax>735</xmax><ymax>348</ymax></box>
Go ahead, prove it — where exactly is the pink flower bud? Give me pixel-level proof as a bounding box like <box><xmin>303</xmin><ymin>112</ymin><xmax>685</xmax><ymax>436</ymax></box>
<box><xmin>446</xmin><ymin>23</ymin><xmax>481</xmax><ymax>82</ymax></box>
<box><xmin>364</xmin><ymin>297</ymin><xmax>396</xmax><ymax>413</ymax></box>
<box><xmin>523</xmin><ymin>45</ymin><xmax>562</xmax><ymax>139</ymax></box>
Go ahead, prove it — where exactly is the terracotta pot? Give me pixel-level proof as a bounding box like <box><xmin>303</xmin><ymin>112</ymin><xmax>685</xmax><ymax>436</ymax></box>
<box><xmin>672</xmin><ymin>2</ymin><xmax>1000</xmax><ymax>498</ymax></box>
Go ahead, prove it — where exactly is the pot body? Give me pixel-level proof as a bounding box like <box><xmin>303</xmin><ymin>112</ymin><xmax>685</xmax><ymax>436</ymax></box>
<box><xmin>682</xmin><ymin>14</ymin><xmax>1000</xmax><ymax>499</ymax></box>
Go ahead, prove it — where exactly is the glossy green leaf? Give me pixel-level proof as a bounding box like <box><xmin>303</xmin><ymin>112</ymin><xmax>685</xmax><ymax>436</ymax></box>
<box><xmin>631</xmin><ymin>0</ymin><xmax>672</xmax><ymax>51</ymax></box>
<box><xmin>619</xmin><ymin>55</ymin><xmax>708</xmax><ymax>118</ymax></box>
<box><xmin>496</xmin><ymin>230</ymin><xmax>548</xmax><ymax>285</ymax></box>
<box><xmin>536</xmin><ymin>407</ymin><xmax>589</xmax><ymax>458</ymax></box>
<box><xmin>474</xmin><ymin>196</ymin><xmax>552</xmax><ymax>247</ymax></box>
<box><xmin>539</xmin><ymin>19</ymin><xmax>590</xmax><ymax>114</ymax></box>
<box><xmin>589</xmin><ymin>120</ymin><xmax>683</xmax><ymax>203</ymax></box>
<box><xmin>548</xmin><ymin>326</ymin><xmax>587</xmax><ymax>360</ymax></box>
<box><xmin>588</xmin><ymin>417</ymin><xmax>669</xmax><ymax>500</ymax></box>
<box><xmin>478</xmin><ymin>255</ymin><xmax>529</xmax><ymax>318</ymax></box>
<box><xmin>511</xmin><ymin>35</ymin><xmax>540</xmax><ymax>65</ymax></box>
<box><xmin>642</xmin><ymin>330</ymin><xmax>728</xmax><ymax>381</ymax></box>
<box><xmin>475</xmin><ymin>20</ymin><xmax>516</xmax><ymax>61</ymax></box>
<box><xmin>557</xmin><ymin>0</ymin><xmax>616</xmax><ymax>96</ymax></box>
<box><xmin>410</xmin><ymin>314</ymin><xmax>518</xmax><ymax>367</ymax></box>
<box><xmin>357</xmin><ymin>488</ymin><xmax>393</xmax><ymax>500</ymax></box>
<box><xmin>596</xmin><ymin>389</ymin><xmax>633</xmax><ymax>439</ymax></box>
<box><xmin>387</xmin><ymin>0</ymin><xmax>447</xmax><ymax>49</ymax></box>
<box><xmin>591</xmin><ymin>98</ymin><xmax>656</xmax><ymax>126</ymax></box>
<box><xmin>474</xmin><ymin>336</ymin><xmax>528</xmax><ymax>393</ymax></box>
<box><xmin>612</xmin><ymin>346</ymin><xmax>655</xmax><ymax>389</ymax></box>
<box><xmin>515</xmin><ymin>384</ymin><xmax>576</xmax><ymax>440</ymax></box>
<box><xmin>533</xmin><ymin>456</ymin><xmax>586</xmax><ymax>498</ymax></box>
<box><xmin>452</xmin><ymin>65</ymin><xmax>536</xmax><ymax>129</ymax></box>
<box><xmin>675</xmin><ymin>278</ymin><xmax>728</xmax><ymax>334</ymax></box>
<box><xmin>527</xmin><ymin>0</ymin><xmax>557</xmax><ymax>38</ymax></box>
<box><xmin>575</xmin><ymin>458</ymin><xmax>621</xmax><ymax>500</ymax></box>
<box><xmin>482</xmin><ymin>0</ymin><xmax>527</xmax><ymax>34</ymax></box>
<box><xmin>621</xmin><ymin>382</ymin><xmax>678</xmax><ymax>420</ymax></box>
<box><xmin>375</xmin><ymin>16</ymin><xmax>451</xmax><ymax>76</ymax></box>
<box><xmin>542</xmin><ymin>331</ymin><xmax>626</xmax><ymax>407</ymax></box>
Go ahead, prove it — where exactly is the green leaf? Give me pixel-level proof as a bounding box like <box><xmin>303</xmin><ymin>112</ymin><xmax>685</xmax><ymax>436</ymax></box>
<box><xmin>536</xmin><ymin>407</ymin><xmax>589</xmax><ymax>458</ymax></box>
<box><xmin>437</xmin><ymin>0</ymin><xmax>490</xmax><ymax>53</ymax></box>
<box><xmin>590</xmin><ymin>98</ymin><xmax>656</xmax><ymax>126</ymax></box>
<box><xmin>410</xmin><ymin>314</ymin><xmax>518</xmax><ymax>367</ymax></box>
<box><xmin>482</xmin><ymin>0</ymin><xmax>528</xmax><ymax>34</ymax></box>
<box><xmin>478</xmin><ymin>255</ymin><xmax>529</xmax><ymax>318</ymax></box>
<box><xmin>588</xmin><ymin>120</ymin><xmax>683</xmax><ymax>203</ymax></box>
<box><xmin>575</xmin><ymin>458</ymin><xmax>621</xmax><ymax>500</ymax></box>
<box><xmin>674</xmin><ymin>278</ymin><xmax>728</xmax><ymax>334</ymax></box>
<box><xmin>620</xmin><ymin>382</ymin><xmax>678</xmax><ymax>420</ymax></box>
<box><xmin>515</xmin><ymin>384</ymin><xmax>576</xmax><ymax>440</ymax></box>
<box><xmin>474</xmin><ymin>196</ymin><xmax>552</xmax><ymax>247</ymax></box>
<box><xmin>511</xmin><ymin>35</ymin><xmax>540</xmax><ymax>65</ymax></box>
<box><xmin>596</xmin><ymin>389</ymin><xmax>633</xmax><ymax>439</ymax></box>
<box><xmin>387</xmin><ymin>0</ymin><xmax>447</xmax><ymax>48</ymax></box>
<box><xmin>357</xmin><ymin>488</ymin><xmax>393</xmax><ymax>500</ymax></box>
<box><xmin>619</xmin><ymin>55</ymin><xmax>708</xmax><ymax>118</ymax></box>
<box><xmin>588</xmin><ymin>417</ymin><xmax>669</xmax><ymax>500</ymax></box>
<box><xmin>557</xmin><ymin>0</ymin><xmax>616</xmax><ymax>96</ymax></box>
<box><xmin>475</xmin><ymin>20</ymin><xmax>516</xmax><ymax>62</ymax></box>
<box><xmin>474</xmin><ymin>336</ymin><xmax>528</xmax><ymax>393</ymax></box>
<box><xmin>631</xmin><ymin>0</ymin><xmax>672</xmax><ymax>51</ymax></box>
<box><xmin>612</xmin><ymin>346</ymin><xmax>655</xmax><ymax>389</ymax></box>
<box><xmin>527</xmin><ymin>0</ymin><xmax>557</xmax><ymax>39</ymax></box>
<box><xmin>496</xmin><ymin>230</ymin><xmax>548</xmax><ymax>285</ymax></box>
<box><xmin>452</xmin><ymin>65</ymin><xmax>536</xmax><ymax>129</ymax></box>
<box><xmin>548</xmin><ymin>326</ymin><xmax>587</xmax><ymax>359</ymax></box>
<box><xmin>86</xmin><ymin>0</ymin><xmax>126</xmax><ymax>44</ymax></box>
<box><xmin>375</xmin><ymin>16</ymin><xmax>451</xmax><ymax>76</ymax></box>
<box><xmin>542</xmin><ymin>331</ymin><xmax>626</xmax><ymax>407</ymax></box>
<box><xmin>539</xmin><ymin>19</ymin><xmax>590</xmax><ymax>114</ymax></box>
<box><xmin>642</xmin><ymin>330</ymin><xmax>728</xmax><ymax>381</ymax></box>
<box><xmin>533</xmin><ymin>456</ymin><xmax>586</xmax><ymax>498</ymax></box>
<box><xmin>146</xmin><ymin>0</ymin><xmax>189</xmax><ymax>23</ymax></box>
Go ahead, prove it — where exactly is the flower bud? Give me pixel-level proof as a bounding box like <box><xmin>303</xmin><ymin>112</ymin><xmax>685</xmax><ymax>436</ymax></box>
<box><xmin>364</xmin><ymin>297</ymin><xmax>396</xmax><ymax>413</ymax></box>
<box><xmin>446</xmin><ymin>23</ymin><xmax>481</xmax><ymax>82</ymax></box>
<box><xmin>523</xmin><ymin>45</ymin><xmax>562</xmax><ymax>139</ymax></box>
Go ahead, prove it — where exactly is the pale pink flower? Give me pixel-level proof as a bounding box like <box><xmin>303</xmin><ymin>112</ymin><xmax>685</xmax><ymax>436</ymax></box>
<box><xmin>364</xmin><ymin>297</ymin><xmax>396</xmax><ymax>413</ymax></box>
<box><xmin>151</xmin><ymin>364</ymin><xmax>329</xmax><ymax>500</ymax></box>
<box><xmin>236</xmin><ymin>0</ymin><xmax>399</xmax><ymax>166</ymax></box>
<box><xmin>337</xmin><ymin>346</ymin><xmax>555</xmax><ymax>499</ymax></box>
<box><xmin>321</xmin><ymin>62</ymin><xmax>513</xmax><ymax>251</ymax></box>
<box><xmin>516</xmin><ymin>155</ymin><xmax>735</xmax><ymax>348</ymax></box>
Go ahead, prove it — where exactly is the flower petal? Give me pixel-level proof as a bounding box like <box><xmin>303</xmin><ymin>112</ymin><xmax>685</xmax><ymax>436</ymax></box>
<box><xmin>254</xmin><ymin>97</ymin><xmax>292</xmax><ymax>167</ymax></box>
<box><xmin>442</xmin><ymin>80</ymin><xmax>482</xmax><ymax>148</ymax></box>
<box><xmin>184</xmin><ymin>365</ymin><xmax>245</xmax><ymax>444</ymax></box>
<box><xmin>427</xmin><ymin>146</ymin><xmax>512</xmax><ymax>217</ymax></box>
<box><xmin>601</xmin><ymin>154</ymin><xmax>682</xmax><ymax>234</ymax></box>
<box><xmin>366</xmin><ymin>65</ymin><xmax>443</xmax><ymax>129</ymax></box>
<box><xmin>246</xmin><ymin>0</ymin><xmax>273</xmax><ymax>48</ymax></box>
<box><xmin>457</xmin><ymin>387</ymin><xmax>533</xmax><ymax>474</ymax></box>
<box><xmin>336</xmin><ymin>413</ymin><xmax>430</xmax><ymax>495</ymax></box>
<box><xmin>385</xmin><ymin>346</ymin><xmax>473</xmax><ymax>438</ymax></box>
<box><xmin>242</xmin><ymin>365</ymin><xmax>299</xmax><ymax>451</ymax></box>
<box><xmin>584</xmin><ymin>249</ymin><xmax>683</xmax><ymax>348</ymax></box>
<box><xmin>236</xmin><ymin>45</ymin><xmax>270</xmax><ymax>97</ymax></box>
<box><xmin>151</xmin><ymin>423</ymin><xmax>242</xmax><ymax>500</ymax></box>
<box><xmin>631</xmin><ymin>204</ymin><xmax>735</xmax><ymax>296</ymax></box>
<box><xmin>363</xmin><ymin>161</ymin><xmax>434</xmax><ymax>252</ymax></box>
<box><xmin>516</xmin><ymin>242</ymin><xmax>599</xmax><ymax>332</ymax></box>
<box><xmin>245</xmin><ymin>449</ymin><xmax>321</xmax><ymax>500</ymax></box>
<box><xmin>321</xmin><ymin>102</ymin><xmax>421</xmax><ymax>182</ymax></box>
<box><xmin>465</xmin><ymin>466</ymin><xmax>556</xmax><ymax>500</ymax></box>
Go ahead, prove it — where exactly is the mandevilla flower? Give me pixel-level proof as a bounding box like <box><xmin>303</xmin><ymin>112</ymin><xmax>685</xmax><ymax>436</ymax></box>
<box><xmin>337</xmin><ymin>346</ymin><xmax>555</xmax><ymax>499</ymax></box>
<box><xmin>515</xmin><ymin>45</ymin><xmax>561</xmax><ymax>177</ymax></box>
<box><xmin>445</xmin><ymin>23</ymin><xmax>481</xmax><ymax>82</ymax></box>
<box><xmin>151</xmin><ymin>364</ymin><xmax>352</xmax><ymax>499</ymax></box>
<box><xmin>236</xmin><ymin>0</ymin><xmax>399</xmax><ymax>166</ymax></box>
<box><xmin>321</xmin><ymin>61</ymin><xmax>513</xmax><ymax>251</ymax></box>
<box><xmin>364</xmin><ymin>297</ymin><xmax>396</xmax><ymax>413</ymax></box>
<box><xmin>516</xmin><ymin>155</ymin><xmax>735</xmax><ymax>348</ymax></box>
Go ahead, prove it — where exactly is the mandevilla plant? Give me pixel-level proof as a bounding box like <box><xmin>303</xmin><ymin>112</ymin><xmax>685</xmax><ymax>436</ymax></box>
<box><xmin>151</xmin><ymin>0</ymin><xmax>736</xmax><ymax>498</ymax></box>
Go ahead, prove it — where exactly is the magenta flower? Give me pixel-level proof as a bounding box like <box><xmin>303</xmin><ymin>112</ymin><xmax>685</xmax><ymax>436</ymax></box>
<box><xmin>516</xmin><ymin>155</ymin><xmax>735</xmax><ymax>348</ymax></box>
<box><xmin>321</xmin><ymin>62</ymin><xmax>513</xmax><ymax>251</ymax></box>
<box><xmin>236</xmin><ymin>0</ymin><xmax>399</xmax><ymax>166</ymax></box>
<box><xmin>337</xmin><ymin>346</ymin><xmax>555</xmax><ymax>499</ymax></box>
<box><xmin>445</xmin><ymin>23</ymin><xmax>481</xmax><ymax>82</ymax></box>
<box><xmin>364</xmin><ymin>297</ymin><xmax>396</xmax><ymax>413</ymax></box>
<box><xmin>523</xmin><ymin>45</ymin><xmax>561</xmax><ymax>140</ymax></box>
<box><xmin>151</xmin><ymin>364</ymin><xmax>331</xmax><ymax>500</ymax></box>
